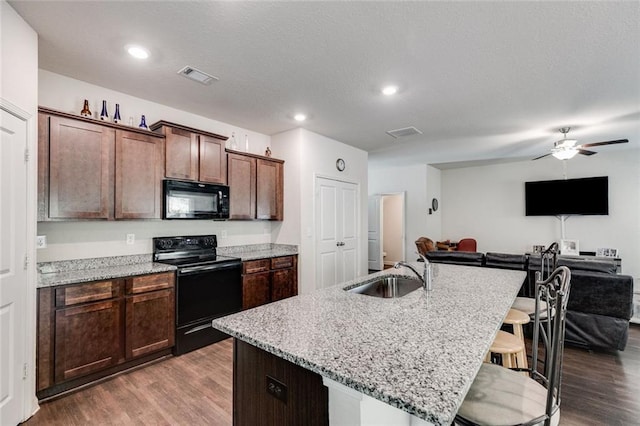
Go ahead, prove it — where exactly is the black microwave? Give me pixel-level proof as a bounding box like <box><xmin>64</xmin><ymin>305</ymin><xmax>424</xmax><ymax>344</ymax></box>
<box><xmin>163</xmin><ymin>179</ymin><xmax>230</xmax><ymax>220</ymax></box>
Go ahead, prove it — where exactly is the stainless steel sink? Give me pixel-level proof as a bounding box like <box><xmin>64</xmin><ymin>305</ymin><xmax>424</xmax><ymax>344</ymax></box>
<box><xmin>346</xmin><ymin>276</ymin><xmax>422</xmax><ymax>298</ymax></box>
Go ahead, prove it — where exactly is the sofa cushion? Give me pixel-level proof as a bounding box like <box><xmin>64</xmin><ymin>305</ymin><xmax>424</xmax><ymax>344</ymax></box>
<box><xmin>557</xmin><ymin>257</ymin><xmax>617</xmax><ymax>274</ymax></box>
<box><xmin>425</xmin><ymin>251</ymin><xmax>485</xmax><ymax>266</ymax></box>
<box><xmin>485</xmin><ymin>252</ymin><xmax>527</xmax><ymax>270</ymax></box>
<box><xmin>565</xmin><ymin>310</ymin><xmax>630</xmax><ymax>351</ymax></box>
<box><xmin>566</xmin><ymin>271</ymin><xmax>634</xmax><ymax>320</ymax></box>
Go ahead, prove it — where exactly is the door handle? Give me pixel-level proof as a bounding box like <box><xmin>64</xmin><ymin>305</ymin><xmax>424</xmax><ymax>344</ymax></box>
<box><xmin>336</xmin><ymin>242</ymin><xmax>345</xmax><ymax>247</ymax></box>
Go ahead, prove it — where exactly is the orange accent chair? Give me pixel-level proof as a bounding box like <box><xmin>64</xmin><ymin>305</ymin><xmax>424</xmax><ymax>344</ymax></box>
<box><xmin>457</xmin><ymin>238</ymin><xmax>477</xmax><ymax>252</ymax></box>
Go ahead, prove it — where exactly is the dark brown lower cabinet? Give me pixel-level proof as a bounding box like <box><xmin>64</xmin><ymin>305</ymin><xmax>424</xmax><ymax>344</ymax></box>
<box><xmin>242</xmin><ymin>255</ymin><xmax>298</xmax><ymax>310</ymax></box>
<box><xmin>37</xmin><ymin>272</ymin><xmax>175</xmax><ymax>400</ymax></box>
<box><xmin>234</xmin><ymin>339</ymin><xmax>328</xmax><ymax>426</ymax></box>
<box><xmin>54</xmin><ymin>299</ymin><xmax>121</xmax><ymax>382</ymax></box>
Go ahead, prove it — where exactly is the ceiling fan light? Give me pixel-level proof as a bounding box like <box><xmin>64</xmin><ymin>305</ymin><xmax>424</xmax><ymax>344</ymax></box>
<box><xmin>552</xmin><ymin>148</ymin><xmax>578</xmax><ymax>160</ymax></box>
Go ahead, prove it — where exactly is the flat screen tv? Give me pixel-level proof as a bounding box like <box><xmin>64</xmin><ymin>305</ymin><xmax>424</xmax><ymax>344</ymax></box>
<box><xmin>525</xmin><ymin>176</ymin><xmax>609</xmax><ymax>216</ymax></box>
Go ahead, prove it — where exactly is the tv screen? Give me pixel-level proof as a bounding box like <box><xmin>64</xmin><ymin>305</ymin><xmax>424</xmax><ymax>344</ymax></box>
<box><xmin>525</xmin><ymin>176</ymin><xmax>609</xmax><ymax>216</ymax></box>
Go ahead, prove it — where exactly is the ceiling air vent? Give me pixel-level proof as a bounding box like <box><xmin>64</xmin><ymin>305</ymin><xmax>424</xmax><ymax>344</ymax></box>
<box><xmin>386</xmin><ymin>126</ymin><xmax>423</xmax><ymax>139</ymax></box>
<box><xmin>177</xmin><ymin>66</ymin><xmax>219</xmax><ymax>85</ymax></box>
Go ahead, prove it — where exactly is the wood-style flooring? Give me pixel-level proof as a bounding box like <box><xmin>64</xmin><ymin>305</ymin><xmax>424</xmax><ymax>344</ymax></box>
<box><xmin>23</xmin><ymin>325</ymin><xmax>640</xmax><ymax>425</ymax></box>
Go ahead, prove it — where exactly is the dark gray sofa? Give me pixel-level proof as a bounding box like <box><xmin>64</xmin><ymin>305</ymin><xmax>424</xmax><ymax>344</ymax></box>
<box><xmin>424</xmin><ymin>250</ymin><xmax>634</xmax><ymax>351</ymax></box>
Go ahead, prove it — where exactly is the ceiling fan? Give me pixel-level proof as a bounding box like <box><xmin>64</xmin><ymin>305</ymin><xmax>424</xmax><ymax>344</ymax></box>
<box><xmin>533</xmin><ymin>127</ymin><xmax>629</xmax><ymax>160</ymax></box>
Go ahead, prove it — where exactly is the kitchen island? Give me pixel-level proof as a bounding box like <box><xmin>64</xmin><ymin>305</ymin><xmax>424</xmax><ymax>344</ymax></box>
<box><xmin>212</xmin><ymin>263</ymin><xmax>526</xmax><ymax>425</ymax></box>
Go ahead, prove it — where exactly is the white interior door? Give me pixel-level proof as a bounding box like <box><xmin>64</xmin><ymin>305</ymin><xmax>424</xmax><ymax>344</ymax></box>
<box><xmin>316</xmin><ymin>177</ymin><xmax>359</xmax><ymax>289</ymax></box>
<box><xmin>367</xmin><ymin>195</ymin><xmax>382</xmax><ymax>271</ymax></box>
<box><xmin>0</xmin><ymin>108</ymin><xmax>28</xmax><ymax>425</ymax></box>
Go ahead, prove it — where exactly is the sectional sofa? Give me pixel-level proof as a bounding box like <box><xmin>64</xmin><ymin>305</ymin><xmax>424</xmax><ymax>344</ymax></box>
<box><xmin>424</xmin><ymin>250</ymin><xmax>634</xmax><ymax>351</ymax></box>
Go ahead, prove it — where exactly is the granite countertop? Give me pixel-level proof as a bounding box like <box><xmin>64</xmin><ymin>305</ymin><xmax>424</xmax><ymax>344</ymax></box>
<box><xmin>212</xmin><ymin>263</ymin><xmax>526</xmax><ymax>425</ymax></box>
<box><xmin>37</xmin><ymin>244</ymin><xmax>298</xmax><ymax>288</ymax></box>
<box><xmin>217</xmin><ymin>243</ymin><xmax>298</xmax><ymax>261</ymax></box>
<box><xmin>37</xmin><ymin>254</ymin><xmax>176</xmax><ymax>288</ymax></box>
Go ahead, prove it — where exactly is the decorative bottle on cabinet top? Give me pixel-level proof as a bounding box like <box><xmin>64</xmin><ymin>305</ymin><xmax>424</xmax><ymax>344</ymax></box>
<box><xmin>139</xmin><ymin>115</ymin><xmax>148</xmax><ymax>130</ymax></box>
<box><xmin>113</xmin><ymin>104</ymin><xmax>122</xmax><ymax>124</ymax></box>
<box><xmin>230</xmin><ymin>132</ymin><xmax>238</xmax><ymax>150</ymax></box>
<box><xmin>80</xmin><ymin>99</ymin><xmax>92</xmax><ymax>117</ymax></box>
<box><xmin>100</xmin><ymin>100</ymin><xmax>108</xmax><ymax>120</ymax></box>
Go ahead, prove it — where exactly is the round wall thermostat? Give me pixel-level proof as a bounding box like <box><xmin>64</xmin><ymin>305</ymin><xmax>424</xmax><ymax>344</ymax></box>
<box><xmin>336</xmin><ymin>158</ymin><xmax>345</xmax><ymax>171</ymax></box>
<box><xmin>431</xmin><ymin>198</ymin><xmax>439</xmax><ymax>212</ymax></box>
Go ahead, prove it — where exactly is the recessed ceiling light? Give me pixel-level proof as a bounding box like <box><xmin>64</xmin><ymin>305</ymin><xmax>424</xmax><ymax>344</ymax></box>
<box><xmin>382</xmin><ymin>85</ymin><xmax>398</xmax><ymax>96</ymax></box>
<box><xmin>294</xmin><ymin>113</ymin><xmax>307</xmax><ymax>122</ymax></box>
<box><xmin>126</xmin><ymin>45</ymin><xmax>149</xmax><ymax>59</ymax></box>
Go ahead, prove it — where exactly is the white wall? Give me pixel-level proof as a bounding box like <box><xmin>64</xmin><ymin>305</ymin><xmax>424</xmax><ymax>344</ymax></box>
<box><xmin>1</xmin><ymin>0</ymin><xmax>39</xmax><ymax>418</ymax></box>
<box><xmin>272</xmin><ymin>128</ymin><xmax>368</xmax><ymax>294</ymax></box>
<box><xmin>426</xmin><ymin>165</ymin><xmax>442</xmax><ymax>240</ymax></box>
<box><xmin>440</xmin><ymin>149</ymin><xmax>640</xmax><ymax>279</ymax></box>
<box><xmin>369</xmin><ymin>164</ymin><xmax>429</xmax><ymax>261</ymax></box>
<box><xmin>37</xmin><ymin>71</ymin><xmax>277</xmax><ymax>261</ymax></box>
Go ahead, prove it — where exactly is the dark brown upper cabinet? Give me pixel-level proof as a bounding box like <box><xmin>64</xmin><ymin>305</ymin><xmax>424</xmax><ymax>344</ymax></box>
<box><xmin>38</xmin><ymin>107</ymin><xmax>165</xmax><ymax>221</ymax></box>
<box><xmin>149</xmin><ymin>121</ymin><xmax>228</xmax><ymax>185</ymax></box>
<box><xmin>227</xmin><ymin>150</ymin><xmax>283</xmax><ymax>221</ymax></box>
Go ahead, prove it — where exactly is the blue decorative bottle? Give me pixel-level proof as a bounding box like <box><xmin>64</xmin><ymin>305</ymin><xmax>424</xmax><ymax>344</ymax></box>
<box><xmin>113</xmin><ymin>104</ymin><xmax>122</xmax><ymax>124</ymax></box>
<box><xmin>100</xmin><ymin>100</ymin><xmax>108</xmax><ymax>120</ymax></box>
<box><xmin>139</xmin><ymin>115</ymin><xmax>148</xmax><ymax>130</ymax></box>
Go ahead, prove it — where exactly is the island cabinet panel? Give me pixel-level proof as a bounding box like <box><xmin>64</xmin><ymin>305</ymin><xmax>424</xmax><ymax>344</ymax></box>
<box><xmin>256</xmin><ymin>159</ymin><xmax>283</xmax><ymax>220</ymax></box>
<box><xmin>36</xmin><ymin>271</ymin><xmax>176</xmax><ymax>400</ymax></box>
<box><xmin>115</xmin><ymin>130</ymin><xmax>165</xmax><ymax>219</ymax></box>
<box><xmin>228</xmin><ymin>153</ymin><xmax>256</xmax><ymax>219</ymax></box>
<box><xmin>234</xmin><ymin>339</ymin><xmax>328</xmax><ymax>426</ymax></box>
<box><xmin>48</xmin><ymin>115</ymin><xmax>114</xmax><ymax>219</ymax></box>
<box><xmin>242</xmin><ymin>256</ymin><xmax>297</xmax><ymax>309</ymax></box>
<box><xmin>38</xmin><ymin>108</ymin><xmax>165</xmax><ymax>221</ymax></box>
<box><xmin>150</xmin><ymin>121</ymin><xmax>228</xmax><ymax>184</ymax></box>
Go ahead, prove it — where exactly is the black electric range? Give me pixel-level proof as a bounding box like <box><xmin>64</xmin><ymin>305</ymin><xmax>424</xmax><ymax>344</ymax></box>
<box><xmin>153</xmin><ymin>235</ymin><xmax>242</xmax><ymax>355</ymax></box>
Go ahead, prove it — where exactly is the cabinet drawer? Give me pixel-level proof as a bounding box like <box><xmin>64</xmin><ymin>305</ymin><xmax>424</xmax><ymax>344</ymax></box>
<box><xmin>126</xmin><ymin>272</ymin><xmax>175</xmax><ymax>295</ymax></box>
<box><xmin>243</xmin><ymin>259</ymin><xmax>271</xmax><ymax>274</ymax></box>
<box><xmin>271</xmin><ymin>256</ymin><xmax>294</xmax><ymax>270</ymax></box>
<box><xmin>55</xmin><ymin>280</ymin><xmax>120</xmax><ymax>307</ymax></box>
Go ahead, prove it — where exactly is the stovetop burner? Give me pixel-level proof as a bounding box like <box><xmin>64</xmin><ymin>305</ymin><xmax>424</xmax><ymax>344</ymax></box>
<box><xmin>152</xmin><ymin>235</ymin><xmax>240</xmax><ymax>267</ymax></box>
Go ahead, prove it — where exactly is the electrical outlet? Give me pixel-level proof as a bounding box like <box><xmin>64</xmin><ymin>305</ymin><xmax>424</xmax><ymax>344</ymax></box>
<box><xmin>220</xmin><ymin>230</ymin><xmax>227</xmax><ymax>239</ymax></box>
<box><xmin>266</xmin><ymin>376</ymin><xmax>287</xmax><ymax>403</ymax></box>
<box><xmin>126</xmin><ymin>234</ymin><xmax>135</xmax><ymax>245</ymax></box>
<box><xmin>36</xmin><ymin>235</ymin><xmax>47</xmax><ymax>249</ymax></box>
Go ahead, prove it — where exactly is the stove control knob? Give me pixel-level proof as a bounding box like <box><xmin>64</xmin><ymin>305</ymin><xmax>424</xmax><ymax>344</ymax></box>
<box><xmin>158</xmin><ymin>240</ymin><xmax>173</xmax><ymax>249</ymax></box>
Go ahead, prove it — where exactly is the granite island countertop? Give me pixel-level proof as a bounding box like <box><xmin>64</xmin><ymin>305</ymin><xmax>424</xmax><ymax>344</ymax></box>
<box><xmin>212</xmin><ymin>263</ymin><xmax>526</xmax><ymax>425</ymax></box>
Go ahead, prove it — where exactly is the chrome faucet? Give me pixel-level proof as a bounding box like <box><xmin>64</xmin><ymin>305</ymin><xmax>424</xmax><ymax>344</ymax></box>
<box><xmin>394</xmin><ymin>254</ymin><xmax>432</xmax><ymax>291</ymax></box>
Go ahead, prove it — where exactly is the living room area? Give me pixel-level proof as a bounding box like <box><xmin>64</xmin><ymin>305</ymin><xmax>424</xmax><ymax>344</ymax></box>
<box><xmin>369</xmin><ymin>145</ymin><xmax>639</xmax><ymax>327</ymax></box>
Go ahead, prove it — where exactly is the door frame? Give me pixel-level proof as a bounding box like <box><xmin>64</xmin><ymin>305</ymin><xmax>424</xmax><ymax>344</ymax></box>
<box><xmin>1</xmin><ymin>98</ymin><xmax>39</xmax><ymax>421</ymax></box>
<box><xmin>313</xmin><ymin>174</ymin><xmax>361</xmax><ymax>290</ymax></box>
<box><xmin>380</xmin><ymin>192</ymin><xmax>406</xmax><ymax>265</ymax></box>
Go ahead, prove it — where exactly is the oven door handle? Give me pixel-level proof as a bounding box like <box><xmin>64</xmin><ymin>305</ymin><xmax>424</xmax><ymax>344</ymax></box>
<box><xmin>178</xmin><ymin>262</ymin><xmax>241</xmax><ymax>276</ymax></box>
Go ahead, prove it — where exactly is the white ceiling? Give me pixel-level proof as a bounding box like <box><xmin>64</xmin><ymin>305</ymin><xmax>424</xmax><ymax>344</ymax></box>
<box><xmin>10</xmin><ymin>1</ymin><xmax>640</xmax><ymax>168</ymax></box>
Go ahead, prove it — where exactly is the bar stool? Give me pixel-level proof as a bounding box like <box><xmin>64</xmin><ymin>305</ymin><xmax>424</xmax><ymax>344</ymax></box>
<box><xmin>485</xmin><ymin>309</ymin><xmax>530</xmax><ymax>371</ymax></box>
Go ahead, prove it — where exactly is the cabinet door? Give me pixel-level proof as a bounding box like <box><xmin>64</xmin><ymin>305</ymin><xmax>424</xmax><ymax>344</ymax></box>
<box><xmin>165</xmin><ymin>126</ymin><xmax>198</xmax><ymax>180</ymax></box>
<box><xmin>48</xmin><ymin>116</ymin><xmax>114</xmax><ymax>219</ymax></box>
<box><xmin>115</xmin><ymin>130</ymin><xmax>165</xmax><ymax>219</ymax></box>
<box><xmin>199</xmin><ymin>135</ymin><xmax>227</xmax><ymax>184</ymax></box>
<box><xmin>228</xmin><ymin>153</ymin><xmax>256</xmax><ymax>219</ymax></box>
<box><xmin>242</xmin><ymin>272</ymin><xmax>271</xmax><ymax>310</ymax></box>
<box><xmin>271</xmin><ymin>268</ymin><xmax>297</xmax><ymax>302</ymax></box>
<box><xmin>54</xmin><ymin>299</ymin><xmax>121</xmax><ymax>383</ymax></box>
<box><xmin>256</xmin><ymin>159</ymin><xmax>283</xmax><ymax>220</ymax></box>
<box><xmin>125</xmin><ymin>289</ymin><xmax>175</xmax><ymax>359</ymax></box>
